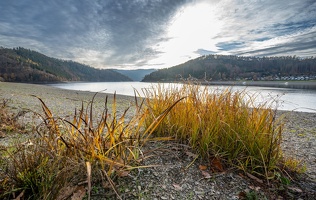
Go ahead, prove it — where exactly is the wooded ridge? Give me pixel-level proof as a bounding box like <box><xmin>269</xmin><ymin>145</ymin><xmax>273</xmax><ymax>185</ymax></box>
<box><xmin>142</xmin><ymin>54</ymin><xmax>316</xmax><ymax>82</ymax></box>
<box><xmin>0</xmin><ymin>47</ymin><xmax>132</xmax><ymax>83</ymax></box>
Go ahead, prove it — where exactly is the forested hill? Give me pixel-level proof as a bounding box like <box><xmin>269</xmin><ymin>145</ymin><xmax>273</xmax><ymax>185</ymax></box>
<box><xmin>142</xmin><ymin>55</ymin><xmax>316</xmax><ymax>82</ymax></box>
<box><xmin>0</xmin><ymin>47</ymin><xmax>132</xmax><ymax>83</ymax></box>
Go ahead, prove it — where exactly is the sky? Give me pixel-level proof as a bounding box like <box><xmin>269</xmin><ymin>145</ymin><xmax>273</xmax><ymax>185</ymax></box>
<box><xmin>0</xmin><ymin>0</ymin><xmax>315</xmax><ymax>70</ymax></box>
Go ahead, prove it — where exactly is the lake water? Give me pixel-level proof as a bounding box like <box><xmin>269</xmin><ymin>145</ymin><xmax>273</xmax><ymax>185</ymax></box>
<box><xmin>48</xmin><ymin>82</ymin><xmax>316</xmax><ymax>113</ymax></box>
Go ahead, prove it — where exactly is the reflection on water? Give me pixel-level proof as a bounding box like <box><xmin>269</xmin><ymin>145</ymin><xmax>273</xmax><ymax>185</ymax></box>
<box><xmin>240</xmin><ymin>87</ymin><xmax>316</xmax><ymax>113</ymax></box>
<box><xmin>48</xmin><ymin>82</ymin><xmax>316</xmax><ymax>113</ymax></box>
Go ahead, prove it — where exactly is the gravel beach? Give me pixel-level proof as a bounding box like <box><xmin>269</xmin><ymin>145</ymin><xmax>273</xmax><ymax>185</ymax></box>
<box><xmin>0</xmin><ymin>82</ymin><xmax>136</xmax><ymax>117</ymax></box>
<box><xmin>1</xmin><ymin>82</ymin><xmax>315</xmax><ymax>199</ymax></box>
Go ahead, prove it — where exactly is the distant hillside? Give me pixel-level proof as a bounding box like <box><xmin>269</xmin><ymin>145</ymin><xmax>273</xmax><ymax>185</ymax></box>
<box><xmin>142</xmin><ymin>55</ymin><xmax>316</xmax><ymax>82</ymax></box>
<box><xmin>0</xmin><ymin>47</ymin><xmax>132</xmax><ymax>83</ymax></box>
<box><xmin>114</xmin><ymin>69</ymin><xmax>156</xmax><ymax>81</ymax></box>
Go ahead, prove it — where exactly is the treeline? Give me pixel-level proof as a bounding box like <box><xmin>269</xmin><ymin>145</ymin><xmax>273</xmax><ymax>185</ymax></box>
<box><xmin>142</xmin><ymin>55</ymin><xmax>316</xmax><ymax>82</ymax></box>
<box><xmin>0</xmin><ymin>47</ymin><xmax>131</xmax><ymax>83</ymax></box>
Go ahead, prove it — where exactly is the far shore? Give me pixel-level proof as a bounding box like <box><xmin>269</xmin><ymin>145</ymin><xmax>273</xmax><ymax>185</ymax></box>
<box><xmin>142</xmin><ymin>80</ymin><xmax>316</xmax><ymax>90</ymax></box>
<box><xmin>204</xmin><ymin>80</ymin><xmax>316</xmax><ymax>90</ymax></box>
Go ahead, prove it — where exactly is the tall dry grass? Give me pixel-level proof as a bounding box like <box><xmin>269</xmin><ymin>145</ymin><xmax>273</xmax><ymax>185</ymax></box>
<box><xmin>0</xmin><ymin>83</ymin><xmax>304</xmax><ymax>199</ymax></box>
<box><xmin>143</xmin><ymin>83</ymin><xmax>284</xmax><ymax>178</ymax></box>
<box><xmin>0</xmin><ymin>92</ymin><xmax>180</xmax><ymax>199</ymax></box>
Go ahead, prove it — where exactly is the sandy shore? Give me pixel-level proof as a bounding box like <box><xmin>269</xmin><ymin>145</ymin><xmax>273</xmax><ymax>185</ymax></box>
<box><xmin>0</xmin><ymin>82</ymin><xmax>137</xmax><ymax>118</ymax></box>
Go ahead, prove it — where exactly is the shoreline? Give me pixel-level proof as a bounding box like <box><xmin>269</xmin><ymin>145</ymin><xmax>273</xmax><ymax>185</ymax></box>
<box><xmin>206</xmin><ymin>80</ymin><xmax>316</xmax><ymax>90</ymax></box>
<box><xmin>1</xmin><ymin>82</ymin><xmax>315</xmax><ymax>198</ymax></box>
<box><xmin>1</xmin><ymin>82</ymin><xmax>136</xmax><ymax>116</ymax></box>
<box><xmin>144</xmin><ymin>80</ymin><xmax>316</xmax><ymax>90</ymax></box>
<box><xmin>1</xmin><ymin>82</ymin><xmax>316</xmax><ymax>115</ymax></box>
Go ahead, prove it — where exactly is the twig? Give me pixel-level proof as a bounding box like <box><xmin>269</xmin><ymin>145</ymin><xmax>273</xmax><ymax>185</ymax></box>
<box><xmin>101</xmin><ymin>170</ymin><xmax>122</xmax><ymax>200</ymax></box>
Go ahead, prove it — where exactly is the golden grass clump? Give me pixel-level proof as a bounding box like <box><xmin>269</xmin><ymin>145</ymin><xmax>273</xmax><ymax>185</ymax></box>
<box><xmin>143</xmin><ymin>83</ymin><xmax>284</xmax><ymax>178</ymax></box>
<box><xmin>0</xmin><ymin>93</ymin><xmax>178</xmax><ymax>199</ymax></box>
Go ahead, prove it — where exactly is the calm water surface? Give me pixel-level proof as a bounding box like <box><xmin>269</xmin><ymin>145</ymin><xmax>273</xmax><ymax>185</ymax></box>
<box><xmin>49</xmin><ymin>82</ymin><xmax>316</xmax><ymax>113</ymax></box>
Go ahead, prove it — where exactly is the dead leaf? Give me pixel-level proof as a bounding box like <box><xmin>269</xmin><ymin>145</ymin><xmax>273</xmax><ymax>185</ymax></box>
<box><xmin>201</xmin><ymin>170</ymin><xmax>212</xmax><ymax>179</ymax></box>
<box><xmin>210</xmin><ymin>157</ymin><xmax>224</xmax><ymax>172</ymax></box>
<box><xmin>117</xmin><ymin>170</ymin><xmax>130</xmax><ymax>177</ymax></box>
<box><xmin>173</xmin><ymin>184</ymin><xmax>183</xmax><ymax>191</ymax></box>
<box><xmin>71</xmin><ymin>186</ymin><xmax>86</xmax><ymax>200</ymax></box>
<box><xmin>199</xmin><ymin>165</ymin><xmax>207</xmax><ymax>170</ymax></box>
<box><xmin>56</xmin><ymin>186</ymin><xmax>77</xmax><ymax>200</ymax></box>
<box><xmin>238</xmin><ymin>191</ymin><xmax>247</xmax><ymax>199</ymax></box>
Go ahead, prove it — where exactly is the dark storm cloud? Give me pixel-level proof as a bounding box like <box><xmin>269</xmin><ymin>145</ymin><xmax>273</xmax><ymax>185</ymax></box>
<box><xmin>0</xmin><ymin>0</ymin><xmax>103</xmax><ymax>60</ymax></box>
<box><xmin>0</xmin><ymin>1</ymin><xmax>92</xmax><ymax>42</ymax></box>
<box><xmin>0</xmin><ymin>0</ymin><xmax>190</xmax><ymax>67</ymax></box>
<box><xmin>93</xmin><ymin>0</ymin><xmax>193</xmax><ymax>65</ymax></box>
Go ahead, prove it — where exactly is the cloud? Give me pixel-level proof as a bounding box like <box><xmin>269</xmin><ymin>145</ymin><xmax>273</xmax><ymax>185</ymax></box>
<box><xmin>216</xmin><ymin>42</ymin><xmax>246</xmax><ymax>51</ymax></box>
<box><xmin>234</xmin><ymin>26</ymin><xmax>316</xmax><ymax>57</ymax></box>
<box><xmin>0</xmin><ymin>0</ymin><xmax>315</xmax><ymax>69</ymax></box>
<box><xmin>210</xmin><ymin>0</ymin><xmax>316</xmax><ymax>57</ymax></box>
<box><xmin>0</xmin><ymin>0</ymin><xmax>191</xmax><ymax>67</ymax></box>
<box><xmin>194</xmin><ymin>49</ymin><xmax>217</xmax><ymax>55</ymax></box>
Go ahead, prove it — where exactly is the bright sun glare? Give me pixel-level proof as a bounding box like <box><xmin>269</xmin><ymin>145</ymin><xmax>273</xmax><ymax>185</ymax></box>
<box><xmin>149</xmin><ymin>2</ymin><xmax>222</xmax><ymax>68</ymax></box>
